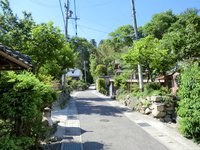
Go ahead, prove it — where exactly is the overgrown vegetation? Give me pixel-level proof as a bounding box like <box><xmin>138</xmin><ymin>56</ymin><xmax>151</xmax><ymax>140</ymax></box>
<box><xmin>177</xmin><ymin>62</ymin><xmax>200</xmax><ymax>143</ymax></box>
<box><xmin>0</xmin><ymin>0</ymin><xmax>199</xmax><ymax>145</ymax></box>
<box><xmin>116</xmin><ymin>82</ymin><xmax>170</xmax><ymax>100</ymax></box>
<box><xmin>0</xmin><ymin>0</ymin><xmax>78</xmax><ymax>149</ymax></box>
<box><xmin>68</xmin><ymin>78</ymin><xmax>88</xmax><ymax>91</ymax></box>
<box><xmin>96</xmin><ymin>78</ymin><xmax>107</xmax><ymax>95</ymax></box>
<box><xmin>0</xmin><ymin>72</ymin><xmax>56</xmax><ymax>149</ymax></box>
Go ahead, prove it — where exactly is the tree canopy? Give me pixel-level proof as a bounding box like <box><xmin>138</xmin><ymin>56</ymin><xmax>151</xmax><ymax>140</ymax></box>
<box><xmin>143</xmin><ymin>10</ymin><xmax>177</xmax><ymax>39</ymax></box>
<box><xmin>123</xmin><ymin>36</ymin><xmax>169</xmax><ymax>80</ymax></box>
<box><xmin>0</xmin><ymin>0</ymin><xmax>35</xmax><ymax>51</ymax></box>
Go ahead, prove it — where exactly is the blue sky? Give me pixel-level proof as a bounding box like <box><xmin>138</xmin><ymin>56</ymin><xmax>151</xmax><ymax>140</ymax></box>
<box><xmin>7</xmin><ymin>0</ymin><xmax>200</xmax><ymax>43</ymax></box>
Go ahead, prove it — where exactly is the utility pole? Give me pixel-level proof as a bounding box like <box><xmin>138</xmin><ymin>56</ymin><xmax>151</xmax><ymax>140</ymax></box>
<box><xmin>62</xmin><ymin>0</ymin><xmax>70</xmax><ymax>88</ymax></box>
<box><xmin>62</xmin><ymin>0</ymin><xmax>79</xmax><ymax>87</ymax></box>
<box><xmin>64</xmin><ymin>0</ymin><xmax>69</xmax><ymax>39</ymax></box>
<box><xmin>84</xmin><ymin>61</ymin><xmax>87</xmax><ymax>83</ymax></box>
<box><xmin>131</xmin><ymin>0</ymin><xmax>144</xmax><ymax>91</ymax></box>
<box><xmin>64</xmin><ymin>0</ymin><xmax>79</xmax><ymax>37</ymax></box>
<box><xmin>73</xmin><ymin>0</ymin><xmax>78</xmax><ymax>37</ymax></box>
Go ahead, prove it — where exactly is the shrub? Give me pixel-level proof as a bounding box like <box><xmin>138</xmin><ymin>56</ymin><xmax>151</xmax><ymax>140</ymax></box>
<box><xmin>144</xmin><ymin>82</ymin><xmax>161</xmax><ymax>90</ymax></box>
<box><xmin>177</xmin><ymin>62</ymin><xmax>200</xmax><ymax>143</ymax></box>
<box><xmin>97</xmin><ymin>78</ymin><xmax>107</xmax><ymax>95</ymax></box>
<box><xmin>115</xmin><ymin>89</ymin><xmax>128</xmax><ymax>101</ymax></box>
<box><xmin>69</xmin><ymin>80</ymin><xmax>87</xmax><ymax>91</ymax></box>
<box><xmin>0</xmin><ymin>71</ymin><xmax>57</xmax><ymax>149</ymax></box>
<box><xmin>0</xmin><ymin>135</ymin><xmax>34</xmax><ymax>150</ymax></box>
<box><xmin>114</xmin><ymin>73</ymin><xmax>128</xmax><ymax>91</ymax></box>
<box><xmin>130</xmin><ymin>83</ymin><xmax>140</xmax><ymax>93</ymax></box>
<box><xmin>95</xmin><ymin>64</ymin><xmax>107</xmax><ymax>77</ymax></box>
<box><xmin>142</xmin><ymin>83</ymin><xmax>170</xmax><ymax>97</ymax></box>
<box><xmin>142</xmin><ymin>100</ymin><xmax>151</xmax><ymax>108</ymax></box>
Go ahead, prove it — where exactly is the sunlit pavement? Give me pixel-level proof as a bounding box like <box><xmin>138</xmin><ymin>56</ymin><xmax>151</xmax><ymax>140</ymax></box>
<box><xmin>51</xmin><ymin>86</ymin><xmax>200</xmax><ymax>150</ymax></box>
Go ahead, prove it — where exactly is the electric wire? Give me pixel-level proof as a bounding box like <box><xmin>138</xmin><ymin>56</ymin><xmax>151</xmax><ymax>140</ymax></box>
<box><xmin>78</xmin><ymin>24</ymin><xmax>109</xmax><ymax>34</ymax></box>
<box><xmin>87</xmin><ymin>0</ymin><xmax>114</xmax><ymax>8</ymax></box>
<box><xmin>70</xmin><ymin>19</ymin><xmax>76</xmax><ymax>35</ymax></box>
<box><xmin>77</xmin><ymin>24</ymin><xmax>87</xmax><ymax>35</ymax></box>
<box><xmin>81</xmin><ymin>17</ymin><xmax>113</xmax><ymax>30</ymax></box>
<box><xmin>29</xmin><ymin>0</ymin><xmax>55</xmax><ymax>7</ymax></box>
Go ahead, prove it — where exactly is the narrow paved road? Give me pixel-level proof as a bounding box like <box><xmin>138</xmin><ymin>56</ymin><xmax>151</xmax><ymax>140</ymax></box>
<box><xmin>74</xmin><ymin>89</ymin><xmax>169</xmax><ymax>150</ymax></box>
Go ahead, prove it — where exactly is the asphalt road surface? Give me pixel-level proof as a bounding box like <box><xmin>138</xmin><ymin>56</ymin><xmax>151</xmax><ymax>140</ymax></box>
<box><xmin>74</xmin><ymin>89</ymin><xmax>169</xmax><ymax>150</ymax></box>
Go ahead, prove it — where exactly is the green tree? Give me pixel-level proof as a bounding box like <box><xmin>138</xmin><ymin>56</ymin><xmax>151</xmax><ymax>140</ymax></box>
<box><xmin>143</xmin><ymin>10</ymin><xmax>177</xmax><ymax>39</ymax></box>
<box><xmin>0</xmin><ymin>0</ymin><xmax>35</xmax><ymax>51</ymax></box>
<box><xmin>95</xmin><ymin>64</ymin><xmax>107</xmax><ymax>78</ymax></box>
<box><xmin>109</xmin><ymin>25</ymin><xmax>135</xmax><ymax>50</ymax></box>
<box><xmin>89</xmin><ymin>53</ymin><xmax>98</xmax><ymax>80</ymax></box>
<box><xmin>123</xmin><ymin>36</ymin><xmax>169</xmax><ymax>80</ymax></box>
<box><xmin>70</xmin><ymin>37</ymin><xmax>94</xmax><ymax>83</ymax></box>
<box><xmin>40</xmin><ymin>42</ymin><xmax>76</xmax><ymax>79</ymax></box>
<box><xmin>0</xmin><ymin>0</ymin><xmax>76</xmax><ymax>80</ymax></box>
<box><xmin>27</xmin><ymin>22</ymin><xmax>65</xmax><ymax>74</ymax></box>
<box><xmin>161</xmin><ymin>9</ymin><xmax>200</xmax><ymax>61</ymax></box>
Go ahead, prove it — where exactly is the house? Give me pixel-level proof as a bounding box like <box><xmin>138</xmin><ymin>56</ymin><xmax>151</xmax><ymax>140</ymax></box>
<box><xmin>61</xmin><ymin>68</ymin><xmax>83</xmax><ymax>85</ymax></box>
<box><xmin>156</xmin><ymin>72</ymin><xmax>180</xmax><ymax>95</ymax></box>
<box><xmin>66</xmin><ymin>68</ymin><xmax>83</xmax><ymax>80</ymax></box>
<box><xmin>0</xmin><ymin>44</ymin><xmax>32</xmax><ymax>71</ymax></box>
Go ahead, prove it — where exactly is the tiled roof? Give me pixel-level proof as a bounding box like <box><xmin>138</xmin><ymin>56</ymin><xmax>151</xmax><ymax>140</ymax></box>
<box><xmin>0</xmin><ymin>44</ymin><xmax>32</xmax><ymax>70</ymax></box>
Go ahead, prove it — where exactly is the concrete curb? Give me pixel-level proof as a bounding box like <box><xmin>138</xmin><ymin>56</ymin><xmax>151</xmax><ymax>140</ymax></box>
<box><xmin>51</xmin><ymin>92</ymin><xmax>83</xmax><ymax>150</ymax></box>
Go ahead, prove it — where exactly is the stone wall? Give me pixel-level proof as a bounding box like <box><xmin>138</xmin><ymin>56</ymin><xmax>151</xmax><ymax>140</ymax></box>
<box><xmin>149</xmin><ymin>96</ymin><xmax>177</xmax><ymax>122</ymax></box>
<box><xmin>121</xmin><ymin>95</ymin><xmax>177</xmax><ymax>123</ymax></box>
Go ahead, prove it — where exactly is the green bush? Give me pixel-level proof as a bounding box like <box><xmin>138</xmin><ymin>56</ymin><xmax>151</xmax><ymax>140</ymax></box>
<box><xmin>177</xmin><ymin>62</ymin><xmax>200</xmax><ymax>143</ymax></box>
<box><xmin>0</xmin><ymin>71</ymin><xmax>56</xmax><ymax>149</ymax></box>
<box><xmin>142</xmin><ymin>83</ymin><xmax>170</xmax><ymax>97</ymax></box>
<box><xmin>97</xmin><ymin>78</ymin><xmax>107</xmax><ymax>95</ymax></box>
<box><xmin>0</xmin><ymin>135</ymin><xmax>34</xmax><ymax>150</ymax></box>
<box><xmin>69</xmin><ymin>80</ymin><xmax>88</xmax><ymax>91</ymax></box>
<box><xmin>130</xmin><ymin>83</ymin><xmax>140</xmax><ymax>93</ymax></box>
<box><xmin>95</xmin><ymin>64</ymin><xmax>107</xmax><ymax>77</ymax></box>
<box><xmin>144</xmin><ymin>82</ymin><xmax>161</xmax><ymax>90</ymax></box>
<box><xmin>114</xmin><ymin>73</ymin><xmax>128</xmax><ymax>91</ymax></box>
<box><xmin>116</xmin><ymin>89</ymin><xmax>128</xmax><ymax>101</ymax></box>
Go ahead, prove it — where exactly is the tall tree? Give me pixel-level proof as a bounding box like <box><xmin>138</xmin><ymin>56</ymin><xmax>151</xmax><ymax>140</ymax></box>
<box><xmin>27</xmin><ymin>22</ymin><xmax>65</xmax><ymax>74</ymax></box>
<box><xmin>161</xmin><ymin>9</ymin><xmax>200</xmax><ymax>61</ymax></box>
<box><xmin>0</xmin><ymin>0</ymin><xmax>35</xmax><ymax>51</ymax></box>
<box><xmin>109</xmin><ymin>25</ymin><xmax>135</xmax><ymax>51</ymax></box>
<box><xmin>123</xmin><ymin>36</ymin><xmax>169</xmax><ymax>80</ymax></box>
<box><xmin>143</xmin><ymin>10</ymin><xmax>177</xmax><ymax>39</ymax></box>
<box><xmin>40</xmin><ymin>42</ymin><xmax>76</xmax><ymax>79</ymax></box>
<box><xmin>70</xmin><ymin>37</ymin><xmax>94</xmax><ymax>83</ymax></box>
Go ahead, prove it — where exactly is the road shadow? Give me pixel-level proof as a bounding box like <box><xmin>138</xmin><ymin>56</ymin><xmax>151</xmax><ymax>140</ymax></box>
<box><xmin>74</xmin><ymin>97</ymin><xmax>112</xmax><ymax>102</ymax></box>
<box><xmin>65</xmin><ymin>127</ymin><xmax>92</xmax><ymax>136</ymax></box>
<box><xmin>75</xmin><ymin>99</ymin><xmax>130</xmax><ymax>117</ymax></box>
<box><xmin>55</xmin><ymin>125</ymin><xmax>92</xmax><ymax>137</ymax></box>
<box><xmin>83</xmin><ymin>141</ymin><xmax>108</xmax><ymax>150</ymax></box>
<box><xmin>41</xmin><ymin>141</ymin><xmax>107</xmax><ymax>150</ymax></box>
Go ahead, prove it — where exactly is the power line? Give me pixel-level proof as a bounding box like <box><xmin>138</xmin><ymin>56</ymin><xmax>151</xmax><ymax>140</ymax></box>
<box><xmin>70</xmin><ymin>19</ymin><xmax>76</xmax><ymax>34</ymax></box>
<box><xmin>81</xmin><ymin>17</ymin><xmax>113</xmax><ymax>30</ymax></box>
<box><xmin>88</xmin><ymin>0</ymin><xmax>114</xmax><ymax>8</ymax></box>
<box><xmin>29</xmin><ymin>0</ymin><xmax>55</xmax><ymax>7</ymax></box>
<box><xmin>78</xmin><ymin>24</ymin><xmax>110</xmax><ymax>34</ymax></box>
